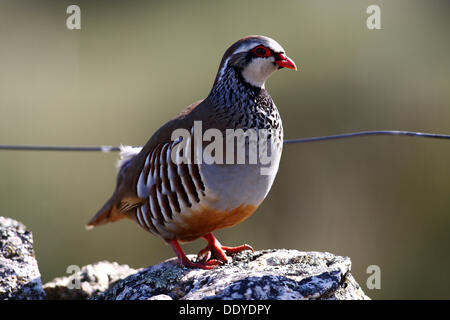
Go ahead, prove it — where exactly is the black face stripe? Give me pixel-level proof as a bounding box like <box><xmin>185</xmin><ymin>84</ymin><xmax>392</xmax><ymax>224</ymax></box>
<box><xmin>249</xmin><ymin>45</ymin><xmax>275</xmax><ymax>59</ymax></box>
<box><xmin>273</xmin><ymin>52</ymin><xmax>281</xmax><ymax>59</ymax></box>
<box><xmin>214</xmin><ymin>35</ymin><xmax>280</xmax><ymax>85</ymax></box>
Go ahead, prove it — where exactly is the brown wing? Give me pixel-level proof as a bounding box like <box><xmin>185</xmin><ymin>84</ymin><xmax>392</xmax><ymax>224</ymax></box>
<box><xmin>86</xmin><ymin>99</ymin><xmax>213</xmax><ymax>228</ymax></box>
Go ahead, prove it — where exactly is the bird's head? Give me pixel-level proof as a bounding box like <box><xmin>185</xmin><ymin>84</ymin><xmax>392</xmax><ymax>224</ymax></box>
<box><xmin>215</xmin><ymin>35</ymin><xmax>297</xmax><ymax>89</ymax></box>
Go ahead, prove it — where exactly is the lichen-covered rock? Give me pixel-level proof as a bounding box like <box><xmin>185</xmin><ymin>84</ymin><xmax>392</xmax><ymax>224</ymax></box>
<box><xmin>0</xmin><ymin>216</ymin><xmax>368</xmax><ymax>300</ymax></box>
<box><xmin>148</xmin><ymin>294</ymin><xmax>173</xmax><ymax>300</ymax></box>
<box><xmin>43</xmin><ymin>261</ymin><xmax>137</xmax><ymax>299</ymax></box>
<box><xmin>95</xmin><ymin>260</ymin><xmax>186</xmax><ymax>300</ymax></box>
<box><xmin>95</xmin><ymin>249</ymin><xmax>369</xmax><ymax>300</ymax></box>
<box><xmin>0</xmin><ymin>217</ymin><xmax>45</xmax><ymax>300</ymax></box>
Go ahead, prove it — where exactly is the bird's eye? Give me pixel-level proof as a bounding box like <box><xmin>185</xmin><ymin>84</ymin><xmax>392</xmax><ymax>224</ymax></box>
<box><xmin>252</xmin><ymin>46</ymin><xmax>271</xmax><ymax>57</ymax></box>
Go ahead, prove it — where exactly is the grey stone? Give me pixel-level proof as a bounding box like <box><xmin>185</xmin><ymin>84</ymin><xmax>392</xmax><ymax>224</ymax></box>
<box><xmin>147</xmin><ymin>294</ymin><xmax>173</xmax><ymax>300</ymax></box>
<box><xmin>94</xmin><ymin>249</ymin><xmax>369</xmax><ymax>300</ymax></box>
<box><xmin>0</xmin><ymin>216</ymin><xmax>369</xmax><ymax>300</ymax></box>
<box><xmin>43</xmin><ymin>261</ymin><xmax>137</xmax><ymax>300</ymax></box>
<box><xmin>0</xmin><ymin>216</ymin><xmax>45</xmax><ymax>300</ymax></box>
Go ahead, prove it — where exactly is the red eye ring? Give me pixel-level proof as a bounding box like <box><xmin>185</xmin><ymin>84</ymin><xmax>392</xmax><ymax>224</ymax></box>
<box><xmin>252</xmin><ymin>45</ymin><xmax>271</xmax><ymax>57</ymax></box>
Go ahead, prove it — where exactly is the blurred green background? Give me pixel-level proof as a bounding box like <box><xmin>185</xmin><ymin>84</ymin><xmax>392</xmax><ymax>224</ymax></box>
<box><xmin>1</xmin><ymin>0</ymin><xmax>449</xmax><ymax>299</ymax></box>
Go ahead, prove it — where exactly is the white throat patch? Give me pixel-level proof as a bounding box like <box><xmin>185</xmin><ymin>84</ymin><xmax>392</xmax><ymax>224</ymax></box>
<box><xmin>241</xmin><ymin>56</ymin><xmax>278</xmax><ymax>88</ymax></box>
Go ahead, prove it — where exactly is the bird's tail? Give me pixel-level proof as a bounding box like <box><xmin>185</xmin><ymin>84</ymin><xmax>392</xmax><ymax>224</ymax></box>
<box><xmin>85</xmin><ymin>196</ymin><xmax>126</xmax><ymax>230</ymax></box>
<box><xmin>86</xmin><ymin>145</ymin><xmax>142</xmax><ymax>230</ymax></box>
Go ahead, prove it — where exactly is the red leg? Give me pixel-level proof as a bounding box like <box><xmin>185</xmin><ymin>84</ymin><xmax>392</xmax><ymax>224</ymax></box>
<box><xmin>168</xmin><ymin>239</ymin><xmax>221</xmax><ymax>270</ymax></box>
<box><xmin>197</xmin><ymin>233</ymin><xmax>254</xmax><ymax>264</ymax></box>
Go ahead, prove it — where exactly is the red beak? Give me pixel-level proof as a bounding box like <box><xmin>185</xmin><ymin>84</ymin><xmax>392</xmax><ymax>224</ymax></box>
<box><xmin>274</xmin><ymin>53</ymin><xmax>297</xmax><ymax>70</ymax></box>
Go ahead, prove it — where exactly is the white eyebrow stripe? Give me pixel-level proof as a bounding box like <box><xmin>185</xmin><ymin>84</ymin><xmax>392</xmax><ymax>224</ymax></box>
<box><xmin>233</xmin><ymin>38</ymin><xmax>285</xmax><ymax>55</ymax></box>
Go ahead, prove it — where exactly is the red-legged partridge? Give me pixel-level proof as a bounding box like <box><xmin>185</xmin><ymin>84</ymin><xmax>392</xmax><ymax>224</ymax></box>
<box><xmin>87</xmin><ymin>35</ymin><xmax>297</xmax><ymax>269</ymax></box>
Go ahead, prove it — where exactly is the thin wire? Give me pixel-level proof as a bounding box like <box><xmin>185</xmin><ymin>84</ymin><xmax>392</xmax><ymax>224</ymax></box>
<box><xmin>283</xmin><ymin>130</ymin><xmax>450</xmax><ymax>145</ymax></box>
<box><xmin>1</xmin><ymin>130</ymin><xmax>450</xmax><ymax>152</ymax></box>
<box><xmin>0</xmin><ymin>145</ymin><xmax>121</xmax><ymax>152</ymax></box>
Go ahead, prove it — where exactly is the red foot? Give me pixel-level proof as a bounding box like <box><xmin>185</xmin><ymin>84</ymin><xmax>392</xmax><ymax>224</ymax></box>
<box><xmin>168</xmin><ymin>239</ymin><xmax>221</xmax><ymax>270</ymax></box>
<box><xmin>168</xmin><ymin>234</ymin><xmax>254</xmax><ymax>270</ymax></box>
<box><xmin>197</xmin><ymin>233</ymin><xmax>254</xmax><ymax>264</ymax></box>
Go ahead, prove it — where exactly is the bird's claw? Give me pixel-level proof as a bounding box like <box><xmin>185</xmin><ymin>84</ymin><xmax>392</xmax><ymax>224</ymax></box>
<box><xmin>196</xmin><ymin>238</ymin><xmax>254</xmax><ymax>265</ymax></box>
